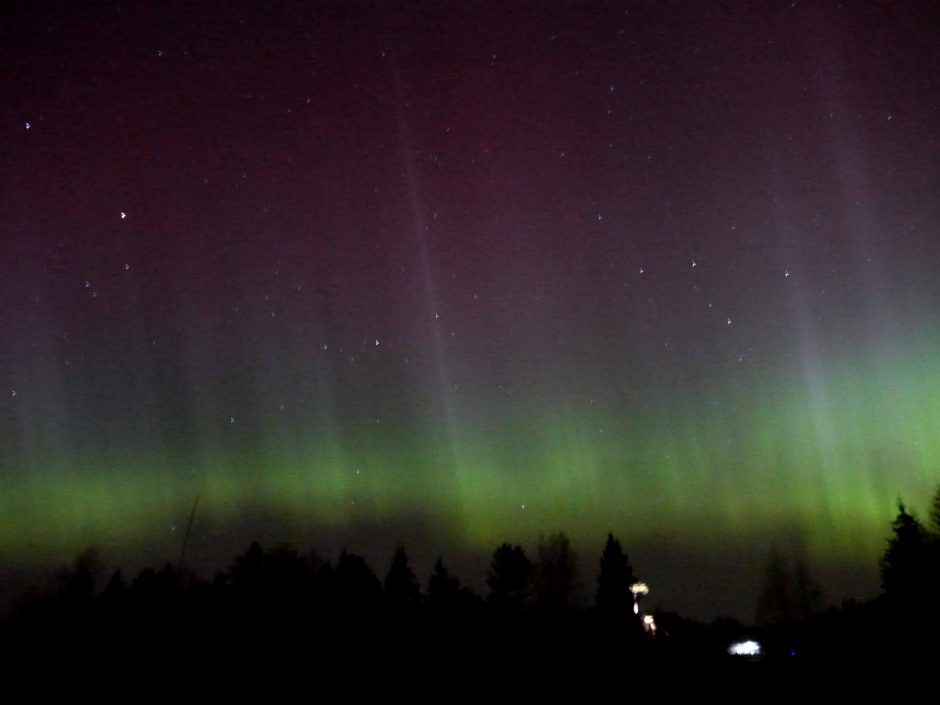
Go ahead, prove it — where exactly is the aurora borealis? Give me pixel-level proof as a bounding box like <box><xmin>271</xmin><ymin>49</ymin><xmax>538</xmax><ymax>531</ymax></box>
<box><xmin>2</xmin><ymin>1</ymin><xmax>939</xmax><ymax>619</ymax></box>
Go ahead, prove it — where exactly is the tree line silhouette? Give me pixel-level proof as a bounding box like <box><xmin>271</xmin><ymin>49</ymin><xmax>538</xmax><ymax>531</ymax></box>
<box><xmin>9</xmin><ymin>532</ymin><xmax>637</xmax><ymax>626</ymax></box>
<box><xmin>4</xmin><ymin>485</ymin><xmax>940</xmax><ymax>663</ymax></box>
<box><xmin>744</xmin><ymin>484</ymin><xmax>940</xmax><ymax>661</ymax></box>
<box><xmin>3</xmin><ymin>531</ymin><xmax>675</xmax><ymax>666</ymax></box>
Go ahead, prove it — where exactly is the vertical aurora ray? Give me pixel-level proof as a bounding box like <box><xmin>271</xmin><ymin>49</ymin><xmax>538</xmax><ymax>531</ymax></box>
<box><xmin>2</xmin><ymin>333</ymin><xmax>939</xmax><ymax>612</ymax></box>
<box><xmin>388</xmin><ymin>57</ymin><xmax>479</xmax><ymax>539</ymax></box>
<box><xmin>1</xmin><ymin>2</ymin><xmax>938</xmax><ymax>619</ymax></box>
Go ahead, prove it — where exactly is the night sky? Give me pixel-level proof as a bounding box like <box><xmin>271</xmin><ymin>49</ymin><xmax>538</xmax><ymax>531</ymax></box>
<box><xmin>2</xmin><ymin>1</ymin><xmax>939</xmax><ymax>620</ymax></box>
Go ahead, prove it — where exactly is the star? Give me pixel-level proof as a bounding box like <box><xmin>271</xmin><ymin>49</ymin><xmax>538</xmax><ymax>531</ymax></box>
<box><xmin>120</xmin><ymin>212</ymin><xmax>126</xmax><ymax>219</ymax></box>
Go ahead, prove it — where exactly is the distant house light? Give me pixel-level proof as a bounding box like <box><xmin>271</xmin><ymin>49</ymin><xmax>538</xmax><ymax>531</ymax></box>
<box><xmin>728</xmin><ymin>640</ymin><xmax>761</xmax><ymax>656</ymax></box>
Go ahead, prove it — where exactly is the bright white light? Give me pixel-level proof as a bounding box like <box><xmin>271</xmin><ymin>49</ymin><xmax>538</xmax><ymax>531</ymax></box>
<box><xmin>728</xmin><ymin>640</ymin><xmax>761</xmax><ymax>656</ymax></box>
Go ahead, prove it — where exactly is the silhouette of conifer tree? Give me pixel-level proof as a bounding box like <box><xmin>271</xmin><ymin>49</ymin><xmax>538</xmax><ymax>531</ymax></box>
<box><xmin>427</xmin><ymin>556</ymin><xmax>461</xmax><ymax>612</ymax></box>
<box><xmin>384</xmin><ymin>546</ymin><xmax>420</xmax><ymax>611</ymax></box>
<box><xmin>881</xmin><ymin>502</ymin><xmax>932</xmax><ymax>614</ymax></box>
<box><xmin>486</xmin><ymin>543</ymin><xmax>533</xmax><ymax>613</ymax></box>
<box><xmin>595</xmin><ymin>533</ymin><xmax>635</xmax><ymax>615</ymax></box>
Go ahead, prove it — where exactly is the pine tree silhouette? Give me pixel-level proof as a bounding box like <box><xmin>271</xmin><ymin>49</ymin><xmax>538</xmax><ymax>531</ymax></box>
<box><xmin>596</xmin><ymin>533</ymin><xmax>635</xmax><ymax>615</ymax></box>
<box><xmin>384</xmin><ymin>546</ymin><xmax>420</xmax><ymax>612</ymax></box>
<box><xmin>487</xmin><ymin>543</ymin><xmax>533</xmax><ymax>613</ymax></box>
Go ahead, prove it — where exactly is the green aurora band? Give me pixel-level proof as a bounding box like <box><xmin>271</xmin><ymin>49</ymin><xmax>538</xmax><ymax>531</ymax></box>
<box><xmin>4</xmin><ymin>331</ymin><xmax>938</xmax><ymax>590</ymax></box>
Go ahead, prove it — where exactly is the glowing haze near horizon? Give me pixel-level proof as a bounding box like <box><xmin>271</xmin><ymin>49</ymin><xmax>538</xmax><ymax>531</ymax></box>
<box><xmin>2</xmin><ymin>1</ymin><xmax>939</xmax><ymax>619</ymax></box>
